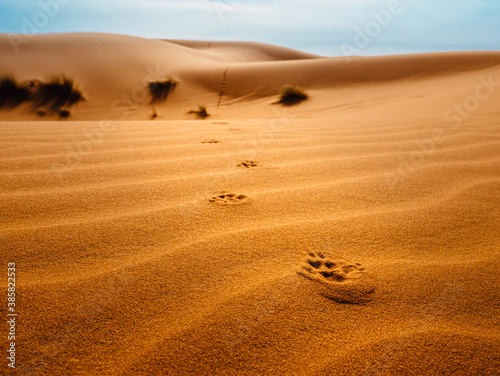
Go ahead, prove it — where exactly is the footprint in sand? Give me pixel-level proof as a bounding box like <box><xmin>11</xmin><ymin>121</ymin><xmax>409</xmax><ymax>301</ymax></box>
<box><xmin>208</xmin><ymin>192</ymin><xmax>249</xmax><ymax>205</ymax></box>
<box><xmin>237</xmin><ymin>160</ymin><xmax>258</xmax><ymax>168</ymax></box>
<box><xmin>297</xmin><ymin>251</ymin><xmax>376</xmax><ymax>304</ymax></box>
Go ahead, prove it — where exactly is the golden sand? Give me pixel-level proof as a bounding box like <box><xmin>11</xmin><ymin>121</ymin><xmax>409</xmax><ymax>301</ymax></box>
<box><xmin>1</xmin><ymin>33</ymin><xmax>499</xmax><ymax>375</ymax></box>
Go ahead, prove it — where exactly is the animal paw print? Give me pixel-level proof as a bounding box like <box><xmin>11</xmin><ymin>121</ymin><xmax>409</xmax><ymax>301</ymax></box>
<box><xmin>237</xmin><ymin>160</ymin><xmax>258</xmax><ymax>168</ymax></box>
<box><xmin>299</xmin><ymin>251</ymin><xmax>365</xmax><ymax>282</ymax></box>
<box><xmin>208</xmin><ymin>192</ymin><xmax>248</xmax><ymax>205</ymax></box>
<box><xmin>297</xmin><ymin>251</ymin><xmax>375</xmax><ymax>304</ymax></box>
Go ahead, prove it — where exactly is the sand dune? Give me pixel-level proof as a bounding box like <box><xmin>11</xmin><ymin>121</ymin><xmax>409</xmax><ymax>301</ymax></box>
<box><xmin>1</xmin><ymin>32</ymin><xmax>500</xmax><ymax>120</ymax></box>
<box><xmin>1</xmin><ymin>33</ymin><xmax>499</xmax><ymax>375</ymax></box>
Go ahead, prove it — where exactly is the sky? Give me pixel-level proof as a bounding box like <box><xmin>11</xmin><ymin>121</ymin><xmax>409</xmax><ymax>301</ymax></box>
<box><xmin>0</xmin><ymin>0</ymin><xmax>499</xmax><ymax>56</ymax></box>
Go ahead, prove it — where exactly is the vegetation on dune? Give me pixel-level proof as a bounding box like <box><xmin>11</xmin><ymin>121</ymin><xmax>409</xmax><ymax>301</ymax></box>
<box><xmin>0</xmin><ymin>76</ymin><xmax>31</xmax><ymax>109</ymax></box>
<box><xmin>148</xmin><ymin>78</ymin><xmax>178</xmax><ymax>118</ymax></box>
<box><xmin>0</xmin><ymin>74</ymin><xmax>85</xmax><ymax>120</ymax></box>
<box><xmin>274</xmin><ymin>85</ymin><xmax>308</xmax><ymax>106</ymax></box>
<box><xmin>29</xmin><ymin>76</ymin><xmax>85</xmax><ymax>114</ymax></box>
<box><xmin>188</xmin><ymin>104</ymin><xmax>210</xmax><ymax>119</ymax></box>
<box><xmin>148</xmin><ymin>79</ymin><xmax>178</xmax><ymax>106</ymax></box>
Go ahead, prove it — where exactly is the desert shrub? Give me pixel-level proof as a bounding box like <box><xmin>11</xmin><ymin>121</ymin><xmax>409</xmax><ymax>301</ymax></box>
<box><xmin>148</xmin><ymin>78</ymin><xmax>178</xmax><ymax>119</ymax></box>
<box><xmin>0</xmin><ymin>76</ymin><xmax>31</xmax><ymax>109</ymax></box>
<box><xmin>30</xmin><ymin>76</ymin><xmax>85</xmax><ymax>114</ymax></box>
<box><xmin>275</xmin><ymin>85</ymin><xmax>308</xmax><ymax>106</ymax></box>
<box><xmin>0</xmin><ymin>75</ymin><xmax>84</xmax><ymax>120</ymax></box>
<box><xmin>188</xmin><ymin>105</ymin><xmax>209</xmax><ymax>119</ymax></box>
<box><xmin>148</xmin><ymin>78</ymin><xmax>178</xmax><ymax>107</ymax></box>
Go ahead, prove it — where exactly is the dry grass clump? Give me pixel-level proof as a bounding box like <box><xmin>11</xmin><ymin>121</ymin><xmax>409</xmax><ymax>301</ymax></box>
<box><xmin>29</xmin><ymin>76</ymin><xmax>85</xmax><ymax>116</ymax></box>
<box><xmin>274</xmin><ymin>85</ymin><xmax>308</xmax><ymax>106</ymax></box>
<box><xmin>188</xmin><ymin>105</ymin><xmax>210</xmax><ymax>119</ymax></box>
<box><xmin>0</xmin><ymin>76</ymin><xmax>31</xmax><ymax>109</ymax></box>
<box><xmin>148</xmin><ymin>78</ymin><xmax>178</xmax><ymax>118</ymax></box>
<box><xmin>0</xmin><ymin>74</ymin><xmax>85</xmax><ymax>119</ymax></box>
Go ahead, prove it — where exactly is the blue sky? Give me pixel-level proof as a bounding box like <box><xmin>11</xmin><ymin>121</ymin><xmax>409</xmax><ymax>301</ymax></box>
<box><xmin>0</xmin><ymin>0</ymin><xmax>499</xmax><ymax>56</ymax></box>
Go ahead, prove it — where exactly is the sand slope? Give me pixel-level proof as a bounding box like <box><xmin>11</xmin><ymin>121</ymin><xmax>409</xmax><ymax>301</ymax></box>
<box><xmin>1</xmin><ymin>33</ymin><xmax>499</xmax><ymax>375</ymax></box>
<box><xmin>1</xmin><ymin>32</ymin><xmax>500</xmax><ymax>121</ymax></box>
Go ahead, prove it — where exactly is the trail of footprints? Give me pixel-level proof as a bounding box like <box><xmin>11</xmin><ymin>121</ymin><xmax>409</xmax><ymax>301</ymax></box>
<box><xmin>205</xmin><ymin>160</ymin><xmax>258</xmax><ymax>204</ymax></box>
<box><xmin>200</xmin><ymin>143</ymin><xmax>373</xmax><ymax>304</ymax></box>
<box><xmin>298</xmin><ymin>251</ymin><xmax>376</xmax><ymax>304</ymax></box>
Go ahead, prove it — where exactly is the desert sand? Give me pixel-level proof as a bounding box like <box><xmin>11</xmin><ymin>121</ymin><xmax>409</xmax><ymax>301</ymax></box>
<box><xmin>1</xmin><ymin>33</ymin><xmax>499</xmax><ymax>375</ymax></box>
